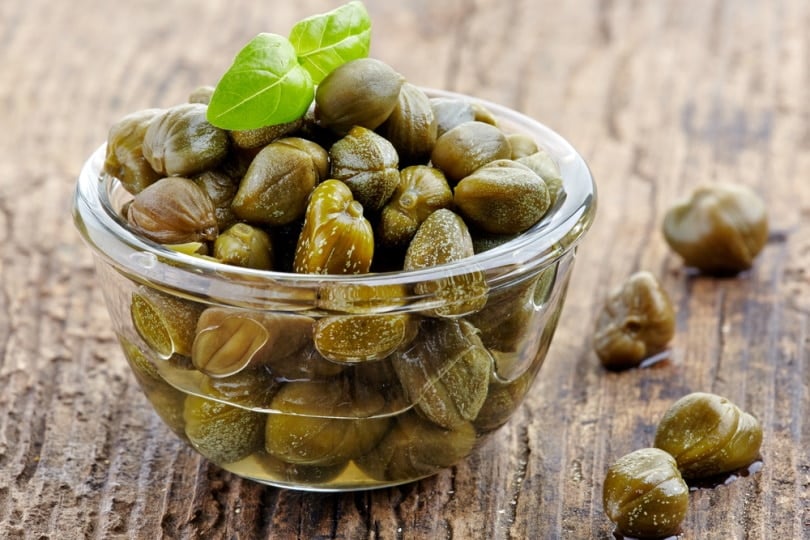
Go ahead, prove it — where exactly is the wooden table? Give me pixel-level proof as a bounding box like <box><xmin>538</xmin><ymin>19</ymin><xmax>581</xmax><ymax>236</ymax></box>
<box><xmin>1</xmin><ymin>0</ymin><xmax>808</xmax><ymax>537</ymax></box>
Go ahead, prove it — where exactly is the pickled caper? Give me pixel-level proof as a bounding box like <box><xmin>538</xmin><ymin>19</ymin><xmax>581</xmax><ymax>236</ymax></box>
<box><xmin>662</xmin><ymin>183</ymin><xmax>768</xmax><ymax>274</ymax></box>
<box><xmin>213</xmin><ymin>223</ymin><xmax>273</xmax><ymax>270</ymax></box>
<box><xmin>654</xmin><ymin>392</ymin><xmax>763</xmax><ymax>479</ymax></box>
<box><xmin>183</xmin><ymin>394</ymin><xmax>265</xmax><ymax>465</ymax></box>
<box><xmin>329</xmin><ymin>126</ymin><xmax>400</xmax><ymax>211</ymax></box>
<box><xmin>313</xmin><ymin>313</ymin><xmax>415</xmax><ymax>363</ymax></box>
<box><xmin>126</xmin><ymin>176</ymin><xmax>218</xmax><ymax>244</ymax></box>
<box><xmin>603</xmin><ymin>447</ymin><xmax>689</xmax><ymax>539</ymax></box>
<box><xmin>104</xmin><ymin>108</ymin><xmax>164</xmax><ymax>194</ymax></box>
<box><xmin>264</xmin><ymin>377</ymin><xmax>390</xmax><ymax>466</ymax></box>
<box><xmin>430</xmin><ymin>121</ymin><xmax>512</xmax><ymax>184</ymax></box>
<box><xmin>429</xmin><ymin>97</ymin><xmax>476</xmax><ymax>137</ymax></box>
<box><xmin>192</xmin><ymin>170</ymin><xmax>238</xmax><ymax>231</ymax></box>
<box><xmin>379</xmin><ymin>82</ymin><xmax>437</xmax><ymax>165</ymax></box>
<box><xmin>392</xmin><ymin>318</ymin><xmax>492</xmax><ymax>429</ymax></box>
<box><xmin>593</xmin><ymin>271</ymin><xmax>675</xmax><ymax>370</ymax></box>
<box><xmin>130</xmin><ymin>287</ymin><xmax>204</xmax><ymax>359</ymax></box>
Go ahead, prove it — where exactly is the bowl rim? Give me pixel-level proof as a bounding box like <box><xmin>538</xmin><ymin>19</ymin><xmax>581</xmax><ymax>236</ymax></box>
<box><xmin>73</xmin><ymin>88</ymin><xmax>596</xmax><ymax>309</ymax></box>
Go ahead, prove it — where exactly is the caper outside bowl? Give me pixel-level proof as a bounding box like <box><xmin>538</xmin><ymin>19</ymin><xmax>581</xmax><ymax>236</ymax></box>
<box><xmin>73</xmin><ymin>89</ymin><xmax>597</xmax><ymax>491</ymax></box>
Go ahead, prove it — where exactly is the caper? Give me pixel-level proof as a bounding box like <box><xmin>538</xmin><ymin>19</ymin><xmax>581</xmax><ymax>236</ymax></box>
<box><xmin>473</xmin><ymin>369</ymin><xmax>534</xmax><ymax>433</ymax></box>
<box><xmin>354</xmin><ymin>412</ymin><xmax>477</xmax><ymax>482</ymax></box>
<box><xmin>130</xmin><ymin>287</ymin><xmax>204</xmax><ymax>359</ymax></box>
<box><xmin>392</xmin><ymin>319</ymin><xmax>492</xmax><ymax>429</ymax></box>
<box><xmin>293</xmin><ymin>179</ymin><xmax>374</xmax><ymax>274</ymax></box>
<box><xmin>454</xmin><ymin>159</ymin><xmax>550</xmax><ymax>235</ymax></box>
<box><xmin>430</xmin><ymin>121</ymin><xmax>512</xmax><ymax>184</ymax></box>
<box><xmin>316</xmin><ymin>282</ymin><xmax>408</xmax><ymax>313</ymax></box>
<box><xmin>229</xmin><ymin>117</ymin><xmax>304</xmax><ymax>149</ymax></box>
<box><xmin>507</xmin><ymin>133</ymin><xmax>539</xmax><ymax>160</ymax></box>
<box><xmin>142</xmin><ymin>103</ymin><xmax>229</xmax><ymax>176</ymax></box>
<box><xmin>264</xmin><ymin>378</ymin><xmax>391</xmax><ymax>466</ymax></box>
<box><xmin>654</xmin><ymin>392</ymin><xmax>763</xmax><ymax>479</ymax></box>
<box><xmin>183</xmin><ymin>394</ymin><xmax>265</xmax><ymax>465</ymax></box>
<box><xmin>188</xmin><ymin>85</ymin><xmax>214</xmax><ymax>104</ymax></box>
<box><xmin>126</xmin><ymin>176</ymin><xmax>218</xmax><ymax>244</ymax></box>
<box><xmin>264</xmin><ymin>343</ymin><xmax>345</xmax><ymax>381</ymax></box>
<box><xmin>275</xmin><ymin>137</ymin><xmax>330</xmax><ymax>180</ymax></box>
<box><xmin>313</xmin><ymin>313</ymin><xmax>415</xmax><ymax>363</ymax></box>
<box><xmin>192</xmin><ymin>170</ymin><xmax>239</xmax><ymax>231</ymax></box>
<box><xmin>429</xmin><ymin>97</ymin><xmax>476</xmax><ymax>137</ymax></box>
<box><xmin>213</xmin><ymin>223</ymin><xmax>273</xmax><ymax>270</ymax></box>
<box><xmin>315</xmin><ymin>57</ymin><xmax>405</xmax><ymax>135</ymax></box>
<box><xmin>199</xmin><ymin>368</ymin><xmax>280</xmax><ymax>409</ymax></box>
<box><xmin>404</xmin><ymin>209</ymin><xmax>488</xmax><ymax>317</ymax></box>
<box><xmin>593</xmin><ymin>271</ymin><xmax>676</xmax><ymax>370</ymax></box>
<box><xmin>471</xmin><ymin>102</ymin><xmax>498</xmax><ymax>126</ymax></box>
<box><xmin>379</xmin><ymin>82</ymin><xmax>438</xmax><ymax>165</ymax></box>
<box><xmin>252</xmin><ymin>451</ymin><xmax>348</xmax><ymax>485</ymax></box>
<box><xmin>192</xmin><ymin>307</ymin><xmax>313</xmax><ymax>378</ymax></box>
<box><xmin>662</xmin><ymin>183</ymin><xmax>769</xmax><ymax>274</ymax></box>
<box><xmin>230</xmin><ymin>138</ymin><xmax>321</xmax><ymax>226</ymax></box>
<box><xmin>602</xmin><ymin>447</ymin><xmax>689</xmax><ymax>539</ymax></box>
<box><xmin>104</xmin><ymin>108</ymin><xmax>164</xmax><ymax>194</ymax></box>
<box><xmin>377</xmin><ymin>165</ymin><xmax>453</xmax><ymax>248</ymax></box>
<box><xmin>517</xmin><ymin>148</ymin><xmax>565</xmax><ymax>208</ymax></box>
<box><xmin>329</xmin><ymin>126</ymin><xmax>400</xmax><ymax>211</ymax></box>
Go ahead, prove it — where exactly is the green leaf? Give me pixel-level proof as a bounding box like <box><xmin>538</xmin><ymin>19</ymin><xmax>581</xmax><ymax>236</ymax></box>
<box><xmin>289</xmin><ymin>1</ymin><xmax>372</xmax><ymax>84</ymax></box>
<box><xmin>206</xmin><ymin>33</ymin><xmax>314</xmax><ymax>131</ymax></box>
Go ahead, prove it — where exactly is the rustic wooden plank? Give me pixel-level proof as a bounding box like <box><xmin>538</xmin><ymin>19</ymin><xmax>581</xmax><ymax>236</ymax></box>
<box><xmin>0</xmin><ymin>0</ymin><xmax>808</xmax><ymax>538</ymax></box>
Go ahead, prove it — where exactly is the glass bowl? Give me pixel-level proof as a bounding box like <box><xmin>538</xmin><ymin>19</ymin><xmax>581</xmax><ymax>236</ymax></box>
<box><xmin>72</xmin><ymin>89</ymin><xmax>596</xmax><ymax>491</ymax></box>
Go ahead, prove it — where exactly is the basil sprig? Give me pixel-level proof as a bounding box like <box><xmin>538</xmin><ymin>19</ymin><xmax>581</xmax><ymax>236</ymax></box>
<box><xmin>207</xmin><ymin>1</ymin><xmax>371</xmax><ymax>131</ymax></box>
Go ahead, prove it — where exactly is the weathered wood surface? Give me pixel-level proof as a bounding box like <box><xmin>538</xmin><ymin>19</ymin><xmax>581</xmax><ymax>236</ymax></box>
<box><xmin>1</xmin><ymin>0</ymin><xmax>808</xmax><ymax>538</ymax></box>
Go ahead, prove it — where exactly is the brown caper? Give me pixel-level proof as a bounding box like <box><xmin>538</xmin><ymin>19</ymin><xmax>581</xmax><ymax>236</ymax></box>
<box><xmin>593</xmin><ymin>271</ymin><xmax>675</xmax><ymax>370</ymax></box>
<box><xmin>662</xmin><ymin>183</ymin><xmax>768</xmax><ymax>274</ymax></box>
<box><xmin>104</xmin><ymin>108</ymin><xmax>164</xmax><ymax>194</ymax></box>
<box><xmin>354</xmin><ymin>412</ymin><xmax>477</xmax><ymax>482</ymax></box>
<box><xmin>213</xmin><ymin>223</ymin><xmax>273</xmax><ymax>270</ymax></box>
<box><xmin>315</xmin><ymin>57</ymin><xmax>405</xmax><ymax>134</ymax></box>
<box><xmin>142</xmin><ymin>103</ymin><xmax>229</xmax><ymax>176</ymax></box>
<box><xmin>392</xmin><ymin>318</ymin><xmax>492</xmax><ymax>430</ymax></box>
<box><xmin>430</xmin><ymin>121</ymin><xmax>512</xmax><ymax>184</ymax></box>
<box><xmin>126</xmin><ymin>176</ymin><xmax>218</xmax><ymax>244</ymax></box>
<box><xmin>602</xmin><ymin>447</ymin><xmax>689</xmax><ymax>539</ymax></box>
<box><xmin>293</xmin><ymin>179</ymin><xmax>374</xmax><ymax>274</ymax></box>
<box><xmin>329</xmin><ymin>126</ymin><xmax>400</xmax><ymax>211</ymax></box>
<box><xmin>192</xmin><ymin>307</ymin><xmax>313</xmax><ymax>378</ymax></box>
<box><xmin>264</xmin><ymin>377</ymin><xmax>391</xmax><ymax>467</ymax></box>
<box><xmin>377</xmin><ymin>165</ymin><xmax>453</xmax><ymax>248</ymax></box>
<box><xmin>404</xmin><ymin>209</ymin><xmax>488</xmax><ymax>317</ymax></box>
<box><xmin>130</xmin><ymin>287</ymin><xmax>204</xmax><ymax>359</ymax></box>
<box><xmin>231</xmin><ymin>138</ymin><xmax>322</xmax><ymax>226</ymax></box>
<box><xmin>379</xmin><ymin>82</ymin><xmax>438</xmax><ymax>165</ymax></box>
<box><xmin>654</xmin><ymin>392</ymin><xmax>763</xmax><ymax>479</ymax></box>
<box><xmin>192</xmin><ymin>170</ymin><xmax>239</xmax><ymax>231</ymax></box>
<box><xmin>454</xmin><ymin>159</ymin><xmax>550</xmax><ymax>235</ymax></box>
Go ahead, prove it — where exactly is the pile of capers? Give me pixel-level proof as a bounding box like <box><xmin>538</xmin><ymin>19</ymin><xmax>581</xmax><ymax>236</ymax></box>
<box><xmin>105</xmin><ymin>56</ymin><xmax>568</xmax><ymax>486</ymax></box>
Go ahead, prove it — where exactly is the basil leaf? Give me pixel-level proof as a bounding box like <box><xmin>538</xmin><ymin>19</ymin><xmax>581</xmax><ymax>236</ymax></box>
<box><xmin>289</xmin><ymin>1</ymin><xmax>371</xmax><ymax>84</ymax></box>
<box><xmin>207</xmin><ymin>33</ymin><xmax>314</xmax><ymax>131</ymax></box>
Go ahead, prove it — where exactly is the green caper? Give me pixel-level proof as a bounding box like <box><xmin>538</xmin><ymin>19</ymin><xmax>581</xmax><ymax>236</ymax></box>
<box><xmin>252</xmin><ymin>451</ymin><xmax>348</xmax><ymax>485</ymax></box>
<box><xmin>130</xmin><ymin>287</ymin><xmax>204</xmax><ymax>359</ymax></box>
<box><xmin>473</xmin><ymin>369</ymin><xmax>534</xmax><ymax>433</ymax></box>
<box><xmin>313</xmin><ymin>313</ymin><xmax>415</xmax><ymax>363</ymax></box>
<box><xmin>662</xmin><ymin>183</ymin><xmax>769</xmax><ymax>274</ymax></box>
<box><xmin>183</xmin><ymin>394</ymin><xmax>265</xmax><ymax>465</ymax></box>
<box><xmin>315</xmin><ymin>57</ymin><xmax>405</xmax><ymax>135</ymax></box>
<box><xmin>354</xmin><ymin>412</ymin><xmax>477</xmax><ymax>482</ymax></box>
<box><xmin>654</xmin><ymin>392</ymin><xmax>763</xmax><ymax>479</ymax></box>
<box><xmin>264</xmin><ymin>378</ymin><xmax>391</xmax><ymax>466</ymax></box>
<box><xmin>126</xmin><ymin>176</ymin><xmax>218</xmax><ymax>244</ymax></box>
<box><xmin>430</xmin><ymin>121</ymin><xmax>512</xmax><ymax>184</ymax></box>
<box><xmin>377</xmin><ymin>165</ymin><xmax>453</xmax><ymax>248</ymax></box>
<box><xmin>379</xmin><ymin>82</ymin><xmax>438</xmax><ymax>165</ymax></box>
<box><xmin>517</xmin><ymin>148</ymin><xmax>565</xmax><ymax>208</ymax></box>
<box><xmin>602</xmin><ymin>447</ymin><xmax>689</xmax><ymax>539</ymax></box>
<box><xmin>104</xmin><ymin>108</ymin><xmax>164</xmax><ymax>194</ymax></box>
<box><xmin>213</xmin><ymin>223</ymin><xmax>273</xmax><ymax>270</ymax></box>
<box><xmin>471</xmin><ymin>102</ymin><xmax>498</xmax><ymax>126</ymax></box>
<box><xmin>142</xmin><ymin>103</ymin><xmax>229</xmax><ymax>176</ymax></box>
<box><xmin>192</xmin><ymin>307</ymin><xmax>313</xmax><ymax>378</ymax></box>
<box><xmin>507</xmin><ymin>133</ymin><xmax>539</xmax><ymax>160</ymax></box>
<box><xmin>230</xmin><ymin>138</ymin><xmax>321</xmax><ymax>226</ymax></box>
<box><xmin>429</xmin><ymin>97</ymin><xmax>476</xmax><ymax>137</ymax></box>
<box><xmin>275</xmin><ymin>137</ymin><xmax>330</xmax><ymax>180</ymax></box>
<box><xmin>329</xmin><ymin>126</ymin><xmax>400</xmax><ymax>211</ymax></box>
<box><xmin>404</xmin><ymin>209</ymin><xmax>488</xmax><ymax>317</ymax></box>
<box><xmin>263</xmin><ymin>343</ymin><xmax>345</xmax><ymax>381</ymax></box>
<box><xmin>192</xmin><ymin>170</ymin><xmax>239</xmax><ymax>231</ymax></box>
<box><xmin>229</xmin><ymin>117</ymin><xmax>304</xmax><ymax>149</ymax></box>
<box><xmin>593</xmin><ymin>271</ymin><xmax>676</xmax><ymax>370</ymax></box>
<box><xmin>454</xmin><ymin>159</ymin><xmax>550</xmax><ymax>235</ymax></box>
<box><xmin>199</xmin><ymin>368</ymin><xmax>281</xmax><ymax>409</ymax></box>
<box><xmin>392</xmin><ymin>318</ymin><xmax>492</xmax><ymax>429</ymax></box>
<box><xmin>293</xmin><ymin>179</ymin><xmax>374</xmax><ymax>274</ymax></box>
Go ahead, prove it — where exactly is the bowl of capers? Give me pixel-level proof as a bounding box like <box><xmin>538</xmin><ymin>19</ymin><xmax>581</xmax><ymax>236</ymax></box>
<box><xmin>72</xmin><ymin>2</ymin><xmax>596</xmax><ymax>491</ymax></box>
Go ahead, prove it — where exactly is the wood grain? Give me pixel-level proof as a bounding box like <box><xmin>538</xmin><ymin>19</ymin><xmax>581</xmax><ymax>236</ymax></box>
<box><xmin>1</xmin><ymin>0</ymin><xmax>808</xmax><ymax>538</ymax></box>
